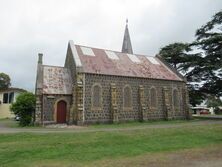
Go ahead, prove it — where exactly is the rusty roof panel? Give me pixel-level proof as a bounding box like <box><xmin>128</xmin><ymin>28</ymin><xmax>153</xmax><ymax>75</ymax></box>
<box><xmin>43</xmin><ymin>66</ymin><xmax>72</xmax><ymax>94</ymax></box>
<box><xmin>75</xmin><ymin>44</ymin><xmax>183</xmax><ymax>81</ymax></box>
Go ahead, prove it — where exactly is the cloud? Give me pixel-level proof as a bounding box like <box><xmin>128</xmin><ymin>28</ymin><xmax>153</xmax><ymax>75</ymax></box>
<box><xmin>0</xmin><ymin>0</ymin><xmax>221</xmax><ymax>91</ymax></box>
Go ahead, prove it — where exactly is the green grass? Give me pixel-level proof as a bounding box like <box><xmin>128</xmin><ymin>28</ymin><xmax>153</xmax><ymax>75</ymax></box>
<box><xmin>89</xmin><ymin>119</ymin><xmax>200</xmax><ymax>129</ymax></box>
<box><xmin>0</xmin><ymin>123</ymin><xmax>222</xmax><ymax>167</ymax></box>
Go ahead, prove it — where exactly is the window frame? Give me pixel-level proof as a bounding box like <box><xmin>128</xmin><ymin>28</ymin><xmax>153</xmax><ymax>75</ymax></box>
<box><xmin>9</xmin><ymin>92</ymin><xmax>14</xmax><ymax>103</ymax></box>
<box><xmin>2</xmin><ymin>92</ymin><xmax>14</xmax><ymax>104</ymax></box>
<box><xmin>172</xmin><ymin>88</ymin><xmax>180</xmax><ymax>110</ymax></box>
<box><xmin>150</xmin><ymin>87</ymin><xmax>157</xmax><ymax>109</ymax></box>
<box><xmin>91</xmin><ymin>83</ymin><xmax>102</xmax><ymax>110</ymax></box>
<box><xmin>123</xmin><ymin>85</ymin><xmax>133</xmax><ymax>110</ymax></box>
<box><xmin>3</xmin><ymin>93</ymin><xmax>9</xmax><ymax>104</ymax></box>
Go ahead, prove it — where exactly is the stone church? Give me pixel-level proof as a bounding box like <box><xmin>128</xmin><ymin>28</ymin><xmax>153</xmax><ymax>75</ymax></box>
<box><xmin>35</xmin><ymin>22</ymin><xmax>190</xmax><ymax>125</ymax></box>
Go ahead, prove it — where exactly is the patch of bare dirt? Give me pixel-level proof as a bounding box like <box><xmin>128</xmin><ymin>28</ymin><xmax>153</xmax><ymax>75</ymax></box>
<box><xmin>45</xmin><ymin>124</ymin><xmax>86</xmax><ymax>129</ymax></box>
<box><xmin>90</xmin><ymin>145</ymin><xmax>222</xmax><ymax>167</ymax></box>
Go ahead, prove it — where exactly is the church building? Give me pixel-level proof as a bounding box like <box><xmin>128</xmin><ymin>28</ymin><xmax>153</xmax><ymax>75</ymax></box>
<box><xmin>35</xmin><ymin>22</ymin><xmax>190</xmax><ymax>125</ymax></box>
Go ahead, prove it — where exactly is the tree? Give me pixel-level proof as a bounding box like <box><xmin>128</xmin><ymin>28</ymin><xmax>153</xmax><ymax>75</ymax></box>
<box><xmin>159</xmin><ymin>43</ymin><xmax>190</xmax><ymax>71</ymax></box>
<box><xmin>159</xmin><ymin>10</ymin><xmax>222</xmax><ymax>106</ymax></box>
<box><xmin>0</xmin><ymin>72</ymin><xmax>11</xmax><ymax>89</ymax></box>
<box><xmin>159</xmin><ymin>43</ymin><xmax>202</xmax><ymax>106</ymax></box>
<box><xmin>190</xmin><ymin>10</ymin><xmax>222</xmax><ymax>98</ymax></box>
<box><xmin>10</xmin><ymin>92</ymin><xmax>36</xmax><ymax>126</ymax></box>
<box><xmin>159</xmin><ymin>42</ymin><xmax>201</xmax><ymax>75</ymax></box>
<box><xmin>187</xmin><ymin>84</ymin><xmax>205</xmax><ymax>107</ymax></box>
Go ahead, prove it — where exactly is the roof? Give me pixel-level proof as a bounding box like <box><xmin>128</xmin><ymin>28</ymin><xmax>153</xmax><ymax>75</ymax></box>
<box><xmin>69</xmin><ymin>41</ymin><xmax>184</xmax><ymax>81</ymax></box>
<box><xmin>42</xmin><ymin>65</ymin><xmax>72</xmax><ymax>94</ymax></box>
<box><xmin>0</xmin><ymin>87</ymin><xmax>26</xmax><ymax>93</ymax></box>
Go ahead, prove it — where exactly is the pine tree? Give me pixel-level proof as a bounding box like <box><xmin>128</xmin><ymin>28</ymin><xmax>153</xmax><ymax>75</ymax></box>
<box><xmin>191</xmin><ymin>10</ymin><xmax>222</xmax><ymax>97</ymax></box>
<box><xmin>159</xmin><ymin>11</ymin><xmax>222</xmax><ymax>106</ymax></box>
<box><xmin>159</xmin><ymin>43</ymin><xmax>203</xmax><ymax>106</ymax></box>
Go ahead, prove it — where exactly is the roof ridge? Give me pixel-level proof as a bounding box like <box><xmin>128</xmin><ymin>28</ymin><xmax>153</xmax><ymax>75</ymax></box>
<box><xmin>74</xmin><ymin>43</ymin><xmax>154</xmax><ymax>57</ymax></box>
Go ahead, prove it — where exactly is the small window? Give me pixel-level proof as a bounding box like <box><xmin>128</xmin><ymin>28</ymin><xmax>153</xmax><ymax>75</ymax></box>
<box><xmin>173</xmin><ymin>89</ymin><xmax>179</xmax><ymax>108</ymax></box>
<box><xmin>9</xmin><ymin>92</ymin><xmax>14</xmax><ymax>103</ymax></box>
<box><xmin>3</xmin><ymin>92</ymin><xmax>15</xmax><ymax>104</ymax></box>
<box><xmin>123</xmin><ymin>85</ymin><xmax>132</xmax><ymax>108</ymax></box>
<box><xmin>3</xmin><ymin>93</ymin><xmax>8</xmax><ymax>103</ymax></box>
<box><xmin>92</xmin><ymin>84</ymin><xmax>102</xmax><ymax>108</ymax></box>
<box><xmin>150</xmin><ymin>87</ymin><xmax>157</xmax><ymax>108</ymax></box>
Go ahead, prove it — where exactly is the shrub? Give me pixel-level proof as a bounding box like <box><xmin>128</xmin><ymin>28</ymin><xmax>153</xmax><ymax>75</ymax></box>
<box><xmin>10</xmin><ymin>92</ymin><xmax>36</xmax><ymax>126</ymax></box>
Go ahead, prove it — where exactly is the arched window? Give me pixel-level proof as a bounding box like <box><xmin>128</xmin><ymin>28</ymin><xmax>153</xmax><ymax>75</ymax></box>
<box><xmin>92</xmin><ymin>84</ymin><xmax>102</xmax><ymax>108</ymax></box>
<box><xmin>150</xmin><ymin>87</ymin><xmax>157</xmax><ymax>108</ymax></box>
<box><xmin>173</xmin><ymin>89</ymin><xmax>179</xmax><ymax>108</ymax></box>
<box><xmin>123</xmin><ymin>85</ymin><xmax>132</xmax><ymax>108</ymax></box>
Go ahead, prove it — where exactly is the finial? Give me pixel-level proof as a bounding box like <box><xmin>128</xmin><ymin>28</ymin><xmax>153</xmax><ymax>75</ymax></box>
<box><xmin>126</xmin><ymin>18</ymin><xmax>128</xmax><ymax>25</ymax></box>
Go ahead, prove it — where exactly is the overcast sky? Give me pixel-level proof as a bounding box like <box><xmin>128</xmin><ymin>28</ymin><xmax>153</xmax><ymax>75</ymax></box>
<box><xmin>0</xmin><ymin>0</ymin><xmax>221</xmax><ymax>92</ymax></box>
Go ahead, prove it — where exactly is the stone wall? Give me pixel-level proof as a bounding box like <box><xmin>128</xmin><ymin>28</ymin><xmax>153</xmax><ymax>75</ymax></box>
<box><xmin>42</xmin><ymin>94</ymin><xmax>72</xmax><ymax>124</ymax></box>
<box><xmin>64</xmin><ymin>44</ymin><xmax>77</xmax><ymax>124</ymax></box>
<box><xmin>82</xmin><ymin>73</ymin><xmax>188</xmax><ymax>124</ymax></box>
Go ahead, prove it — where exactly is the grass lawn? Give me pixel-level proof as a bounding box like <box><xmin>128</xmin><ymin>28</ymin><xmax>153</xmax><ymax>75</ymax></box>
<box><xmin>89</xmin><ymin>119</ymin><xmax>201</xmax><ymax>129</ymax></box>
<box><xmin>0</xmin><ymin>122</ymin><xmax>222</xmax><ymax>167</ymax></box>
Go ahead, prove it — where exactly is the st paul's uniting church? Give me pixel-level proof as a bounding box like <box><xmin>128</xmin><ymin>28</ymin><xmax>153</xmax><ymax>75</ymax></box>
<box><xmin>35</xmin><ymin>21</ymin><xmax>190</xmax><ymax>125</ymax></box>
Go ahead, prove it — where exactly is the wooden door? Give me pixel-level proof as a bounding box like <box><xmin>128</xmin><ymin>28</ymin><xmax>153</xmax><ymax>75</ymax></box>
<box><xmin>57</xmin><ymin>100</ymin><xmax>67</xmax><ymax>123</ymax></box>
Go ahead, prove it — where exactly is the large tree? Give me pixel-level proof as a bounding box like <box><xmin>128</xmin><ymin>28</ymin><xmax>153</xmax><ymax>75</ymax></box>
<box><xmin>159</xmin><ymin>42</ymin><xmax>201</xmax><ymax>75</ymax></box>
<box><xmin>159</xmin><ymin>43</ymin><xmax>203</xmax><ymax>106</ymax></box>
<box><xmin>190</xmin><ymin>10</ymin><xmax>222</xmax><ymax>98</ymax></box>
<box><xmin>0</xmin><ymin>72</ymin><xmax>11</xmax><ymax>89</ymax></box>
<box><xmin>159</xmin><ymin>11</ymin><xmax>222</xmax><ymax>106</ymax></box>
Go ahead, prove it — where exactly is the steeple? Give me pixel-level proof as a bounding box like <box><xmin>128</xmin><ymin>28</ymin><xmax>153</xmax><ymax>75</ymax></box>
<box><xmin>121</xmin><ymin>19</ymin><xmax>133</xmax><ymax>54</ymax></box>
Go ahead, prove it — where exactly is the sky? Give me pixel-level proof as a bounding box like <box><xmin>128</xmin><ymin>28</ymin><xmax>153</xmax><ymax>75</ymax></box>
<box><xmin>0</xmin><ymin>0</ymin><xmax>221</xmax><ymax>92</ymax></box>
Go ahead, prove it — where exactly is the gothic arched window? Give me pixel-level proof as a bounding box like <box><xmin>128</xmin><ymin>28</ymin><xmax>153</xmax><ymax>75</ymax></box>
<box><xmin>173</xmin><ymin>89</ymin><xmax>179</xmax><ymax>108</ymax></box>
<box><xmin>150</xmin><ymin>87</ymin><xmax>157</xmax><ymax>108</ymax></box>
<box><xmin>123</xmin><ymin>85</ymin><xmax>132</xmax><ymax>108</ymax></box>
<box><xmin>92</xmin><ymin>84</ymin><xmax>102</xmax><ymax>108</ymax></box>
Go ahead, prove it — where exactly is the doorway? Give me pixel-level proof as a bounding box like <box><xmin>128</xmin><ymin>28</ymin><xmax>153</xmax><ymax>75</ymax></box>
<box><xmin>56</xmin><ymin>100</ymin><xmax>67</xmax><ymax>123</ymax></box>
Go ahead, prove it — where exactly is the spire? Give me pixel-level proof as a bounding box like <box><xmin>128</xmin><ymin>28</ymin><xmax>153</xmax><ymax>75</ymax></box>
<box><xmin>121</xmin><ymin>19</ymin><xmax>133</xmax><ymax>54</ymax></box>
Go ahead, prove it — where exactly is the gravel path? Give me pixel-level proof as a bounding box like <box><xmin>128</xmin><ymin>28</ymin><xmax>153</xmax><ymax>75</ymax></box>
<box><xmin>0</xmin><ymin>120</ymin><xmax>222</xmax><ymax>134</ymax></box>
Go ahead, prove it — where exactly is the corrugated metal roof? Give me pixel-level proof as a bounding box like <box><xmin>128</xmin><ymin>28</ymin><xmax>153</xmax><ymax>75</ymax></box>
<box><xmin>43</xmin><ymin>66</ymin><xmax>72</xmax><ymax>94</ymax></box>
<box><xmin>73</xmin><ymin>44</ymin><xmax>183</xmax><ymax>81</ymax></box>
